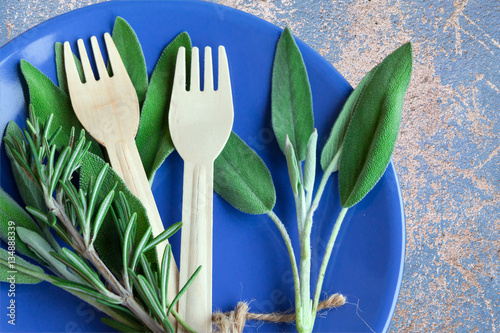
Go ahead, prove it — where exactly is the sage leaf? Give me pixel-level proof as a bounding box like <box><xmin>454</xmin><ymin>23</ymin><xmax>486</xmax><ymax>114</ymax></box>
<box><xmin>214</xmin><ymin>132</ymin><xmax>276</xmax><ymax>215</ymax></box>
<box><xmin>0</xmin><ymin>248</ymin><xmax>46</xmax><ymax>284</ymax></box>
<box><xmin>320</xmin><ymin>68</ymin><xmax>377</xmax><ymax>173</ymax></box>
<box><xmin>3</xmin><ymin>121</ymin><xmax>45</xmax><ymax>213</ymax></box>
<box><xmin>16</xmin><ymin>227</ymin><xmax>74</xmax><ymax>281</ymax></box>
<box><xmin>284</xmin><ymin>136</ymin><xmax>301</xmax><ymax>195</ymax></box>
<box><xmin>339</xmin><ymin>42</ymin><xmax>413</xmax><ymax>208</ymax></box>
<box><xmin>80</xmin><ymin>152</ymin><xmax>158</xmax><ymax>275</ymax></box>
<box><xmin>112</xmin><ymin>17</ymin><xmax>148</xmax><ymax>108</ymax></box>
<box><xmin>20</xmin><ymin>60</ymin><xmax>102</xmax><ymax>157</ymax></box>
<box><xmin>303</xmin><ymin>129</ymin><xmax>318</xmax><ymax>198</ymax></box>
<box><xmin>136</xmin><ymin>32</ymin><xmax>192</xmax><ymax>181</ymax></box>
<box><xmin>272</xmin><ymin>27</ymin><xmax>314</xmax><ymax>162</ymax></box>
<box><xmin>54</xmin><ymin>42</ymin><xmax>83</xmax><ymax>94</ymax></box>
<box><xmin>0</xmin><ymin>187</ymin><xmax>42</xmax><ymax>259</ymax></box>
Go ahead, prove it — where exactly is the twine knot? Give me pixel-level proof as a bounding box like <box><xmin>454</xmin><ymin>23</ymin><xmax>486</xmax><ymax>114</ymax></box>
<box><xmin>212</xmin><ymin>293</ymin><xmax>346</xmax><ymax>333</ymax></box>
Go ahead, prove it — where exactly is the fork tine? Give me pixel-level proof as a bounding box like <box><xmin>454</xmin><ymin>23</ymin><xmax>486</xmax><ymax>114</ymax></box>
<box><xmin>90</xmin><ymin>36</ymin><xmax>108</xmax><ymax>80</ymax></box>
<box><xmin>103</xmin><ymin>33</ymin><xmax>127</xmax><ymax>77</ymax></box>
<box><xmin>204</xmin><ymin>47</ymin><xmax>214</xmax><ymax>91</ymax></box>
<box><xmin>77</xmin><ymin>39</ymin><xmax>95</xmax><ymax>83</ymax></box>
<box><xmin>172</xmin><ymin>47</ymin><xmax>187</xmax><ymax>93</ymax></box>
<box><xmin>190</xmin><ymin>47</ymin><xmax>200</xmax><ymax>91</ymax></box>
<box><xmin>64</xmin><ymin>42</ymin><xmax>82</xmax><ymax>85</ymax></box>
<box><xmin>218</xmin><ymin>46</ymin><xmax>231</xmax><ymax>93</ymax></box>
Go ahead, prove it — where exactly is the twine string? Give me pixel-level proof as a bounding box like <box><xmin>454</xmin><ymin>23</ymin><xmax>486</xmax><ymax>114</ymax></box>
<box><xmin>212</xmin><ymin>293</ymin><xmax>346</xmax><ymax>333</ymax></box>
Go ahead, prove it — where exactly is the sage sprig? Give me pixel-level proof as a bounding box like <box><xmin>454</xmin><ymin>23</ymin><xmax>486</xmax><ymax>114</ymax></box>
<box><xmin>214</xmin><ymin>27</ymin><xmax>412</xmax><ymax>333</ymax></box>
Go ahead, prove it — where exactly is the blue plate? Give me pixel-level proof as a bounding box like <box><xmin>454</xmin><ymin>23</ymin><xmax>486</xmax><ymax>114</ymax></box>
<box><xmin>0</xmin><ymin>1</ymin><xmax>405</xmax><ymax>332</ymax></box>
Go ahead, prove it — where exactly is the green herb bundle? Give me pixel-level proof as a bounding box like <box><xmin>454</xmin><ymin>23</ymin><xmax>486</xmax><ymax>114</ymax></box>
<box><xmin>0</xmin><ymin>17</ymin><xmax>197</xmax><ymax>333</ymax></box>
<box><xmin>0</xmin><ymin>16</ymin><xmax>412</xmax><ymax>333</ymax></box>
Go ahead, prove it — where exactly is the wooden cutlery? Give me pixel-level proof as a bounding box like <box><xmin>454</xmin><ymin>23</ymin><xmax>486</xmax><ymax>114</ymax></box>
<box><xmin>64</xmin><ymin>34</ymin><xmax>233</xmax><ymax>332</ymax></box>
<box><xmin>169</xmin><ymin>45</ymin><xmax>234</xmax><ymax>332</ymax></box>
<box><xmin>63</xmin><ymin>33</ymin><xmax>179</xmax><ymax>320</ymax></box>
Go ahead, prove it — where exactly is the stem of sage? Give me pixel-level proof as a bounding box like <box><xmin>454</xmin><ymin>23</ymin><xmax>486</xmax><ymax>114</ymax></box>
<box><xmin>312</xmin><ymin>207</ymin><xmax>348</xmax><ymax>314</ymax></box>
<box><xmin>297</xmin><ymin>149</ymin><xmax>340</xmax><ymax>332</ymax></box>
<box><xmin>266</xmin><ymin>211</ymin><xmax>301</xmax><ymax>317</ymax></box>
<box><xmin>297</xmin><ymin>183</ymin><xmax>314</xmax><ymax>332</ymax></box>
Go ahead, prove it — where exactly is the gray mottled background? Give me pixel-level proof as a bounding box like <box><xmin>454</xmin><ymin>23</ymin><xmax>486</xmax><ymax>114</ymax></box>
<box><xmin>1</xmin><ymin>0</ymin><xmax>499</xmax><ymax>331</ymax></box>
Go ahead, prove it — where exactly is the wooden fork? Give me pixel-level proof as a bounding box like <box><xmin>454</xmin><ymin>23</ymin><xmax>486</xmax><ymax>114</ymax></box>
<box><xmin>169</xmin><ymin>46</ymin><xmax>234</xmax><ymax>333</ymax></box>
<box><xmin>63</xmin><ymin>33</ymin><xmax>179</xmax><ymax>307</ymax></box>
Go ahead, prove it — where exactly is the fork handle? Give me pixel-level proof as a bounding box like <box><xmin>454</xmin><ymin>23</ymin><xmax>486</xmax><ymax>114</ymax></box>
<box><xmin>178</xmin><ymin>160</ymin><xmax>213</xmax><ymax>333</ymax></box>
<box><xmin>106</xmin><ymin>139</ymin><xmax>180</xmax><ymax>306</ymax></box>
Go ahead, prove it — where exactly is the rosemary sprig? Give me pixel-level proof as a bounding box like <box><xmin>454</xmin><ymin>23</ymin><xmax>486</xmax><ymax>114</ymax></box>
<box><xmin>1</xmin><ymin>110</ymin><xmax>197</xmax><ymax>333</ymax></box>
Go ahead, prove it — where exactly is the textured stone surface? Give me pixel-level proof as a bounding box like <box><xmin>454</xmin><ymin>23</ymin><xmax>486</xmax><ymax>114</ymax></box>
<box><xmin>1</xmin><ymin>0</ymin><xmax>499</xmax><ymax>331</ymax></box>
